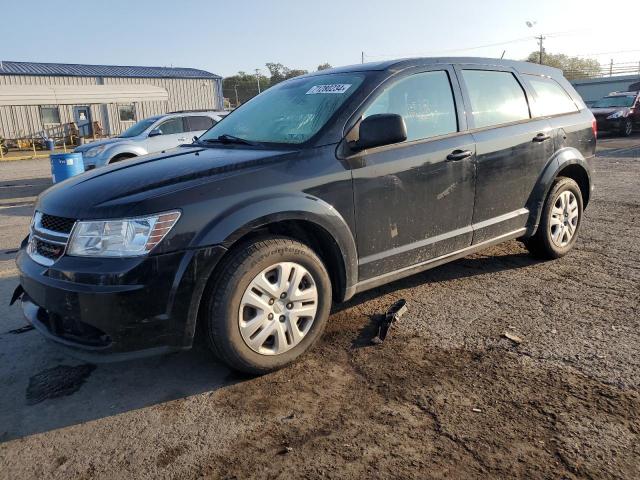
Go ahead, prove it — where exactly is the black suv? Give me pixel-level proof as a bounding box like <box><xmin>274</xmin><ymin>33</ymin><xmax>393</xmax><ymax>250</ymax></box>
<box><xmin>15</xmin><ymin>58</ymin><xmax>595</xmax><ymax>373</ymax></box>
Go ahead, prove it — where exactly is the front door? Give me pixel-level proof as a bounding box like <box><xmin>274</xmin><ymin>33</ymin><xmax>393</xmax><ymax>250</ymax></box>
<box><xmin>146</xmin><ymin>116</ymin><xmax>188</xmax><ymax>153</ymax></box>
<box><xmin>350</xmin><ymin>67</ymin><xmax>477</xmax><ymax>281</ymax></box>
<box><xmin>73</xmin><ymin>106</ymin><xmax>92</xmax><ymax>137</ymax></box>
<box><xmin>455</xmin><ymin>67</ymin><xmax>554</xmax><ymax>243</ymax></box>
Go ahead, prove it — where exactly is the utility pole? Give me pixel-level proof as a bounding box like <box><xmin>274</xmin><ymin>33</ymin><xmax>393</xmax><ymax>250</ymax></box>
<box><xmin>234</xmin><ymin>84</ymin><xmax>239</xmax><ymax>107</ymax></box>
<box><xmin>609</xmin><ymin>59</ymin><xmax>613</xmax><ymax>77</ymax></box>
<box><xmin>255</xmin><ymin>69</ymin><xmax>261</xmax><ymax>94</ymax></box>
<box><xmin>361</xmin><ymin>51</ymin><xmax>364</xmax><ymax>64</ymax></box>
<box><xmin>536</xmin><ymin>35</ymin><xmax>545</xmax><ymax>64</ymax></box>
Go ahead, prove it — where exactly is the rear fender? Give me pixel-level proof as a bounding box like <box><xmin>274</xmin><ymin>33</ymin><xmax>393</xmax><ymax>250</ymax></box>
<box><xmin>526</xmin><ymin>147</ymin><xmax>593</xmax><ymax>235</ymax></box>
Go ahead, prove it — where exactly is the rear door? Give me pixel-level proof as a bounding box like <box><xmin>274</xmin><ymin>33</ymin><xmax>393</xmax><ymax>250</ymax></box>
<box><xmin>456</xmin><ymin>66</ymin><xmax>554</xmax><ymax>243</ymax></box>
<box><xmin>350</xmin><ymin>66</ymin><xmax>477</xmax><ymax>280</ymax></box>
<box><xmin>146</xmin><ymin>116</ymin><xmax>188</xmax><ymax>153</ymax></box>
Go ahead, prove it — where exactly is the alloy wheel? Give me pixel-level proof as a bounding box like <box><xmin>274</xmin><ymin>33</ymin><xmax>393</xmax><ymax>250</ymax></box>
<box><xmin>549</xmin><ymin>190</ymin><xmax>579</xmax><ymax>248</ymax></box>
<box><xmin>238</xmin><ymin>262</ymin><xmax>318</xmax><ymax>355</ymax></box>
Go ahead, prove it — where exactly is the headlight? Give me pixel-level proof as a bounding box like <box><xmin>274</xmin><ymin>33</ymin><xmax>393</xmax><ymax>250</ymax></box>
<box><xmin>606</xmin><ymin>110</ymin><xmax>626</xmax><ymax>120</ymax></box>
<box><xmin>84</xmin><ymin>145</ymin><xmax>107</xmax><ymax>158</ymax></box>
<box><xmin>68</xmin><ymin>211</ymin><xmax>181</xmax><ymax>257</ymax></box>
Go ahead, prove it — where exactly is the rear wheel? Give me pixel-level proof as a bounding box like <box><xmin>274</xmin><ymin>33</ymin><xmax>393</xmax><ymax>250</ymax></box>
<box><xmin>523</xmin><ymin>177</ymin><xmax>583</xmax><ymax>259</ymax></box>
<box><xmin>203</xmin><ymin>236</ymin><xmax>332</xmax><ymax>374</ymax></box>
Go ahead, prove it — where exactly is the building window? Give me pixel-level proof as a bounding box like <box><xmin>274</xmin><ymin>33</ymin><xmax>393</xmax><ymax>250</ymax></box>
<box><xmin>118</xmin><ymin>105</ymin><xmax>136</xmax><ymax>122</ymax></box>
<box><xmin>40</xmin><ymin>106</ymin><xmax>61</xmax><ymax>125</ymax></box>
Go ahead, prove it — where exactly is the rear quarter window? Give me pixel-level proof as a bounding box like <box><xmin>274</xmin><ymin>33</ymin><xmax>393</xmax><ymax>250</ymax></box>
<box><xmin>526</xmin><ymin>75</ymin><xmax>579</xmax><ymax>117</ymax></box>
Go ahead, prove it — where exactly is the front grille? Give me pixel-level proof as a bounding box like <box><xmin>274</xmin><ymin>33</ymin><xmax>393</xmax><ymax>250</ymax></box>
<box><xmin>33</xmin><ymin>237</ymin><xmax>65</xmax><ymax>261</ymax></box>
<box><xmin>40</xmin><ymin>213</ymin><xmax>76</xmax><ymax>234</ymax></box>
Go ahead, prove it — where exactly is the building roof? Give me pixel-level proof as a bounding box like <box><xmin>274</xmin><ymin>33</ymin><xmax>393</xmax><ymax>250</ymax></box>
<box><xmin>0</xmin><ymin>60</ymin><xmax>220</xmax><ymax>79</ymax></box>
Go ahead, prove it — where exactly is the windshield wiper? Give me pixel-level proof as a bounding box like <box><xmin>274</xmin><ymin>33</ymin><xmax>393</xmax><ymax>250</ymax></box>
<box><xmin>200</xmin><ymin>134</ymin><xmax>260</xmax><ymax>146</ymax></box>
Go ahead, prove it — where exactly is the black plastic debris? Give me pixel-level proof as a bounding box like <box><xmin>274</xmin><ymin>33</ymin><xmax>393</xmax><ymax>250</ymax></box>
<box><xmin>9</xmin><ymin>284</ymin><xmax>24</xmax><ymax>306</ymax></box>
<box><xmin>372</xmin><ymin>299</ymin><xmax>407</xmax><ymax>344</ymax></box>
<box><xmin>26</xmin><ymin>364</ymin><xmax>96</xmax><ymax>405</ymax></box>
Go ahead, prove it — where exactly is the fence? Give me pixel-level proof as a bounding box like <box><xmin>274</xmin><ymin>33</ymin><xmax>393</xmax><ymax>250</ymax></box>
<box><xmin>564</xmin><ymin>61</ymin><xmax>640</xmax><ymax>80</ymax></box>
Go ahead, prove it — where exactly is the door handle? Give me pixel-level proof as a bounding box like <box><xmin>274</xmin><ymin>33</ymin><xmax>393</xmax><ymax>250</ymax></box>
<box><xmin>446</xmin><ymin>149</ymin><xmax>473</xmax><ymax>161</ymax></box>
<box><xmin>532</xmin><ymin>133</ymin><xmax>551</xmax><ymax>142</ymax></box>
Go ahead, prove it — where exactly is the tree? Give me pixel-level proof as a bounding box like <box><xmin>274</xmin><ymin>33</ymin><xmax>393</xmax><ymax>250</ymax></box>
<box><xmin>317</xmin><ymin>63</ymin><xmax>333</xmax><ymax>71</ymax></box>
<box><xmin>265</xmin><ymin>62</ymin><xmax>309</xmax><ymax>85</ymax></box>
<box><xmin>525</xmin><ymin>51</ymin><xmax>600</xmax><ymax>80</ymax></box>
<box><xmin>222</xmin><ymin>71</ymin><xmax>270</xmax><ymax>107</ymax></box>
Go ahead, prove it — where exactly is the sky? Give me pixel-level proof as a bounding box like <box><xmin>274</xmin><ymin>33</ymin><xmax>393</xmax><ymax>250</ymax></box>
<box><xmin>1</xmin><ymin>0</ymin><xmax>638</xmax><ymax>77</ymax></box>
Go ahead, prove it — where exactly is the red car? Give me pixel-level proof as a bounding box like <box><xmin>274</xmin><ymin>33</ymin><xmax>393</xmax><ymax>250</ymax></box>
<box><xmin>590</xmin><ymin>91</ymin><xmax>640</xmax><ymax>136</ymax></box>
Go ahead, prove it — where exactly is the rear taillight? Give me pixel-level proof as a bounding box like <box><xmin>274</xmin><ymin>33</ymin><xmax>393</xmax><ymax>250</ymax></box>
<box><xmin>592</xmin><ymin>118</ymin><xmax>597</xmax><ymax>139</ymax></box>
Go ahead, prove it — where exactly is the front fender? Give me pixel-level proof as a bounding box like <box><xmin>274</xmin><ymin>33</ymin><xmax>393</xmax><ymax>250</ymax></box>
<box><xmin>102</xmin><ymin>144</ymin><xmax>148</xmax><ymax>164</ymax></box>
<box><xmin>526</xmin><ymin>147</ymin><xmax>593</xmax><ymax>235</ymax></box>
<box><xmin>193</xmin><ymin>193</ymin><xmax>359</xmax><ymax>300</ymax></box>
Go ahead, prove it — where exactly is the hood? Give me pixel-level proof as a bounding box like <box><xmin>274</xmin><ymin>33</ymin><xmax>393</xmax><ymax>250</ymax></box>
<box><xmin>37</xmin><ymin>146</ymin><xmax>298</xmax><ymax>219</ymax></box>
<box><xmin>74</xmin><ymin>137</ymin><xmax>134</xmax><ymax>152</ymax></box>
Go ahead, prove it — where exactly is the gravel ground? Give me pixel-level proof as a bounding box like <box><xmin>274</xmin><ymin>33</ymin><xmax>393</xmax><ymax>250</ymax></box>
<box><xmin>0</xmin><ymin>135</ymin><xmax>639</xmax><ymax>479</ymax></box>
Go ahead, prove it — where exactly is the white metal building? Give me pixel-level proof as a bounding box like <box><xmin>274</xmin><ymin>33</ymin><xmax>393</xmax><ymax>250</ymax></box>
<box><xmin>0</xmin><ymin>61</ymin><xmax>223</xmax><ymax>140</ymax></box>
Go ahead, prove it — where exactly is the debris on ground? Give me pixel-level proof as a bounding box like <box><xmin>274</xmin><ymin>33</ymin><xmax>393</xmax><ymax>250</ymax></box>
<box><xmin>279</xmin><ymin>446</ymin><xmax>293</xmax><ymax>455</ymax></box>
<box><xmin>472</xmin><ymin>408</ymin><xmax>482</xmax><ymax>413</ymax></box>
<box><xmin>502</xmin><ymin>332</ymin><xmax>523</xmax><ymax>345</ymax></box>
<box><xmin>7</xmin><ymin>324</ymin><xmax>34</xmax><ymax>335</ymax></box>
<box><xmin>371</xmin><ymin>299</ymin><xmax>407</xmax><ymax>344</ymax></box>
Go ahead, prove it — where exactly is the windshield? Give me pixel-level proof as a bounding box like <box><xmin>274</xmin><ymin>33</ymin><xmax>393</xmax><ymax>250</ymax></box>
<box><xmin>592</xmin><ymin>96</ymin><xmax>636</xmax><ymax>108</ymax></box>
<box><xmin>199</xmin><ymin>73</ymin><xmax>365</xmax><ymax>145</ymax></box>
<box><xmin>118</xmin><ymin>117</ymin><xmax>159</xmax><ymax>138</ymax></box>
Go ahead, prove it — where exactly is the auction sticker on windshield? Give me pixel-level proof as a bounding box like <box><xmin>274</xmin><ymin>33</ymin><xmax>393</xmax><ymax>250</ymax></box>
<box><xmin>306</xmin><ymin>84</ymin><xmax>352</xmax><ymax>94</ymax></box>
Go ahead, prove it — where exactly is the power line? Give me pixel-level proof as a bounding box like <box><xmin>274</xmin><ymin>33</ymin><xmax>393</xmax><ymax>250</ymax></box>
<box><xmin>363</xmin><ymin>35</ymin><xmax>534</xmax><ymax>59</ymax></box>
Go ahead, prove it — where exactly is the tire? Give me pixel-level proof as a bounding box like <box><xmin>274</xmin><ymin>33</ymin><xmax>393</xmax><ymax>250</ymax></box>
<box><xmin>202</xmin><ymin>236</ymin><xmax>332</xmax><ymax>374</ymax></box>
<box><xmin>620</xmin><ymin>119</ymin><xmax>633</xmax><ymax>137</ymax></box>
<box><xmin>523</xmin><ymin>176</ymin><xmax>583</xmax><ymax>259</ymax></box>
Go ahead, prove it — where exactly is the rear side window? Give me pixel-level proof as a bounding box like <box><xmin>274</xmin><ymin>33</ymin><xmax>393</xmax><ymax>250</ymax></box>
<box><xmin>363</xmin><ymin>70</ymin><xmax>458</xmax><ymax>142</ymax></box>
<box><xmin>157</xmin><ymin>117</ymin><xmax>185</xmax><ymax>135</ymax></box>
<box><xmin>186</xmin><ymin>116</ymin><xmax>216</xmax><ymax>132</ymax></box>
<box><xmin>461</xmin><ymin>70</ymin><xmax>530</xmax><ymax>129</ymax></box>
<box><xmin>526</xmin><ymin>75</ymin><xmax>578</xmax><ymax>116</ymax></box>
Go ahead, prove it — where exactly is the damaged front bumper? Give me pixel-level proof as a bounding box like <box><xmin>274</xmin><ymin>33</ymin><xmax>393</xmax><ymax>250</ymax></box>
<box><xmin>14</xmin><ymin>242</ymin><xmax>226</xmax><ymax>361</ymax></box>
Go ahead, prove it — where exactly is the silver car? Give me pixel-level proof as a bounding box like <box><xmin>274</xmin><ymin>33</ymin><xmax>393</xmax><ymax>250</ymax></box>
<box><xmin>75</xmin><ymin>110</ymin><xmax>228</xmax><ymax>169</ymax></box>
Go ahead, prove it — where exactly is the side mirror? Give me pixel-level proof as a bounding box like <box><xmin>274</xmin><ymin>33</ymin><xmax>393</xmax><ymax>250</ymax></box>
<box><xmin>352</xmin><ymin>114</ymin><xmax>407</xmax><ymax>151</ymax></box>
<box><xmin>148</xmin><ymin>128</ymin><xmax>162</xmax><ymax>137</ymax></box>
<box><xmin>192</xmin><ymin>135</ymin><xmax>199</xmax><ymax>143</ymax></box>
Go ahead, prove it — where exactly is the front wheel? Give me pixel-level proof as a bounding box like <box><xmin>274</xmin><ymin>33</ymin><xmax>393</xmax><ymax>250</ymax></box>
<box><xmin>620</xmin><ymin>119</ymin><xmax>633</xmax><ymax>137</ymax></box>
<box><xmin>203</xmin><ymin>236</ymin><xmax>332</xmax><ymax>374</ymax></box>
<box><xmin>523</xmin><ymin>177</ymin><xmax>583</xmax><ymax>259</ymax></box>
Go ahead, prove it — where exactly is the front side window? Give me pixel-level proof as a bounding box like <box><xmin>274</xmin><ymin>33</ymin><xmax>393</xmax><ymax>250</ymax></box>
<box><xmin>118</xmin><ymin>105</ymin><xmax>136</xmax><ymax>122</ymax></box>
<box><xmin>199</xmin><ymin>73</ymin><xmax>365</xmax><ymax>145</ymax></box>
<box><xmin>363</xmin><ymin>70</ymin><xmax>458</xmax><ymax>142</ymax></box>
<box><xmin>526</xmin><ymin>75</ymin><xmax>578</xmax><ymax>116</ymax></box>
<box><xmin>157</xmin><ymin>117</ymin><xmax>185</xmax><ymax>135</ymax></box>
<box><xmin>40</xmin><ymin>106</ymin><xmax>61</xmax><ymax>125</ymax></box>
<box><xmin>461</xmin><ymin>70</ymin><xmax>530</xmax><ymax>129</ymax></box>
<box><xmin>186</xmin><ymin>116</ymin><xmax>215</xmax><ymax>132</ymax></box>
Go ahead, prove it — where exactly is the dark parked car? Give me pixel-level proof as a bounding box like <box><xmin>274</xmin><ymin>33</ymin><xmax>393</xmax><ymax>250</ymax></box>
<box><xmin>590</xmin><ymin>91</ymin><xmax>640</xmax><ymax>136</ymax></box>
<box><xmin>14</xmin><ymin>57</ymin><xmax>595</xmax><ymax>373</ymax></box>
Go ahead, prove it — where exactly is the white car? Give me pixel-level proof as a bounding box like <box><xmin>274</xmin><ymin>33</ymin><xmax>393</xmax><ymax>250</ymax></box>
<box><xmin>75</xmin><ymin>110</ymin><xmax>229</xmax><ymax>169</ymax></box>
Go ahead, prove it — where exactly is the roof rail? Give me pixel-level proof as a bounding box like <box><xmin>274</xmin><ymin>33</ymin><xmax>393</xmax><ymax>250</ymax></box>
<box><xmin>167</xmin><ymin>109</ymin><xmax>218</xmax><ymax>114</ymax></box>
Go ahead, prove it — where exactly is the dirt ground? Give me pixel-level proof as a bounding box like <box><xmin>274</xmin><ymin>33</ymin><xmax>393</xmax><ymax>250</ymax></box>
<box><xmin>0</xmin><ymin>134</ymin><xmax>639</xmax><ymax>479</ymax></box>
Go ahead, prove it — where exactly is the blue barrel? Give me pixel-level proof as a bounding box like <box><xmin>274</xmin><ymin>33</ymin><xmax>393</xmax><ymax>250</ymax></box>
<box><xmin>50</xmin><ymin>153</ymin><xmax>84</xmax><ymax>183</ymax></box>
<box><xmin>45</xmin><ymin>139</ymin><xmax>55</xmax><ymax>151</ymax></box>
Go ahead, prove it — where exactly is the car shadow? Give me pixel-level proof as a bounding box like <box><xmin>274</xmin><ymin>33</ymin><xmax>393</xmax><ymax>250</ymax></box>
<box><xmin>0</xmin><ymin>246</ymin><xmax>541</xmax><ymax>443</ymax></box>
